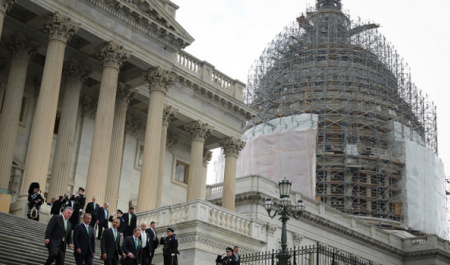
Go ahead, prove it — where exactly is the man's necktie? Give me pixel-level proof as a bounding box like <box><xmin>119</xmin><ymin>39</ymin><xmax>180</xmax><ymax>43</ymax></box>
<box><xmin>135</xmin><ymin>239</ymin><xmax>138</xmax><ymax>249</ymax></box>
<box><xmin>63</xmin><ymin>219</ymin><xmax>67</xmax><ymax>242</ymax></box>
<box><xmin>104</xmin><ymin>209</ymin><xmax>107</xmax><ymax>219</ymax></box>
<box><xmin>128</xmin><ymin>215</ymin><xmax>131</xmax><ymax>226</ymax></box>
<box><xmin>142</xmin><ymin>233</ymin><xmax>146</xmax><ymax>248</ymax></box>
<box><xmin>86</xmin><ymin>225</ymin><xmax>89</xmax><ymax>235</ymax></box>
<box><xmin>113</xmin><ymin>229</ymin><xmax>117</xmax><ymax>241</ymax></box>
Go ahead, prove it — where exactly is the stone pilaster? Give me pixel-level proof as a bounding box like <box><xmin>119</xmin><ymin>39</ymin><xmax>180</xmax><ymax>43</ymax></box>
<box><xmin>85</xmin><ymin>41</ymin><xmax>131</xmax><ymax>205</ymax></box>
<box><xmin>220</xmin><ymin>137</ymin><xmax>245</xmax><ymax>210</ymax></box>
<box><xmin>156</xmin><ymin>105</ymin><xmax>178</xmax><ymax>207</ymax></box>
<box><xmin>138</xmin><ymin>67</ymin><xmax>176</xmax><ymax>212</ymax></box>
<box><xmin>0</xmin><ymin>1</ymin><xmax>15</xmax><ymax>41</ymax></box>
<box><xmin>105</xmin><ymin>83</ymin><xmax>137</xmax><ymax>213</ymax></box>
<box><xmin>0</xmin><ymin>34</ymin><xmax>37</xmax><ymax>190</ymax></box>
<box><xmin>47</xmin><ymin>60</ymin><xmax>90</xmax><ymax>201</ymax></box>
<box><xmin>202</xmin><ymin>149</ymin><xmax>212</xmax><ymax>189</ymax></box>
<box><xmin>22</xmin><ymin>13</ymin><xmax>80</xmax><ymax>196</ymax></box>
<box><xmin>184</xmin><ymin>121</ymin><xmax>214</xmax><ymax>201</ymax></box>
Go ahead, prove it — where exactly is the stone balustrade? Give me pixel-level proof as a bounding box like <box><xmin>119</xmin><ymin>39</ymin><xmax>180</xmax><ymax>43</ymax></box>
<box><xmin>137</xmin><ymin>199</ymin><xmax>264</xmax><ymax>240</ymax></box>
<box><xmin>175</xmin><ymin>50</ymin><xmax>245</xmax><ymax>102</ymax></box>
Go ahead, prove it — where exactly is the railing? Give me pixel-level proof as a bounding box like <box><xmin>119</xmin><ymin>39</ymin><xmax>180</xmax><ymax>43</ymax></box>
<box><xmin>240</xmin><ymin>245</ymin><xmax>371</xmax><ymax>265</ymax></box>
<box><xmin>137</xmin><ymin>199</ymin><xmax>263</xmax><ymax>239</ymax></box>
<box><xmin>176</xmin><ymin>50</ymin><xmax>244</xmax><ymax>100</ymax></box>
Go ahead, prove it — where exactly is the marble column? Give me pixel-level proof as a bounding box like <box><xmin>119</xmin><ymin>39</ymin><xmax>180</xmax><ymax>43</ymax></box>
<box><xmin>220</xmin><ymin>137</ymin><xmax>245</xmax><ymax>211</ymax></box>
<box><xmin>0</xmin><ymin>1</ymin><xmax>15</xmax><ymax>41</ymax></box>
<box><xmin>22</xmin><ymin>12</ymin><xmax>80</xmax><ymax>195</ymax></box>
<box><xmin>138</xmin><ymin>67</ymin><xmax>176</xmax><ymax>212</ymax></box>
<box><xmin>202</xmin><ymin>149</ymin><xmax>212</xmax><ymax>188</ymax></box>
<box><xmin>0</xmin><ymin>34</ymin><xmax>38</xmax><ymax>190</ymax></box>
<box><xmin>184</xmin><ymin>121</ymin><xmax>214</xmax><ymax>201</ymax></box>
<box><xmin>105</xmin><ymin>83</ymin><xmax>137</xmax><ymax>213</ymax></box>
<box><xmin>156</xmin><ymin>105</ymin><xmax>177</xmax><ymax>207</ymax></box>
<box><xmin>47</xmin><ymin>60</ymin><xmax>90</xmax><ymax>200</ymax></box>
<box><xmin>85</xmin><ymin>41</ymin><xmax>131</xmax><ymax>205</ymax></box>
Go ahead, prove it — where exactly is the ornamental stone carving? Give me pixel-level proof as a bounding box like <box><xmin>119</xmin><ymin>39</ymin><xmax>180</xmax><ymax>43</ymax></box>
<box><xmin>125</xmin><ymin>115</ymin><xmax>143</xmax><ymax>135</ymax></box>
<box><xmin>144</xmin><ymin>66</ymin><xmax>176</xmax><ymax>93</ymax></box>
<box><xmin>117</xmin><ymin>82</ymin><xmax>137</xmax><ymax>106</ymax></box>
<box><xmin>202</xmin><ymin>150</ymin><xmax>212</xmax><ymax>167</ymax></box>
<box><xmin>293</xmin><ymin>232</ymin><xmax>303</xmax><ymax>245</ymax></box>
<box><xmin>97</xmin><ymin>41</ymin><xmax>132</xmax><ymax>69</ymax></box>
<box><xmin>0</xmin><ymin>0</ymin><xmax>15</xmax><ymax>14</ymax></box>
<box><xmin>220</xmin><ymin>137</ymin><xmax>245</xmax><ymax>157</ymax></box>
<box><xmin>162</xmin><ymin>105</ymin><xmax>178</xmax><ymax>126</ymax></box>
<box><xmin>184</xmin><ymin>120</ymin><xmax>214</xmax><ymax>142</ymax></box>
<box><xmin>81</xmin><ymin>96</ymin><xmax>97</xmax><ymax>119</ymax></box>
<box><xmin>265</xmin><ymin>222</ymin><xmax>278</xmax><ymax>236</ymax></box>
<box><xmin>63</xmin><ymin>60</ymin><xmax>91</xmax><ymax>86</ymax></box>
<box><xmin>7</xmin><ymin>34</ymin><xmax>39</xmax><ymax>62</ymax></box>
<box><xmin>166</xmin><ymin>134</ymin><xmax>178</xmax><ymax>152</ymax></box>
<box><xmin>43</xmin><ymin>12</ymin><xmax>80</xmax><ymax>43</ymax></box>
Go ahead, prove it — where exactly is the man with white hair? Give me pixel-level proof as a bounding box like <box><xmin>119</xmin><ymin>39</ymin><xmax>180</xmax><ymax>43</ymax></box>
<box><xmin>85</xmin><ymin>196</ymin><xmax>100</xmax><ymax>227</ymax></box>
<box><xmin>97</xmin><ymin>202</ymin><xmax>109</xmax><ymax>239</ymax></box>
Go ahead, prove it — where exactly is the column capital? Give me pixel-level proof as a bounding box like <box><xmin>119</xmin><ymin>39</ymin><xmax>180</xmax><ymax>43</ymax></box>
<box><xmin>202</xmin><ymin>150</ymin><xmax>212</xmax><ymax>167</ymax></box>
<box><xmin>162</xmin><ymin>105</ymin><xmax>178</xmax><ymax>125</ymax></box>
<box><xmin>97</xmin><ymin>41</ymin><xmax>132</xmax><ymax>69</ymax></box>
<box><xmin>117</xmin><ymin>82</ymin><xmax>137</xmax><ymax>106</ymax></box>
<box><xmin>7</xmin><ymin>34</ymin><xmax>39</xmax><ymax>62</ymax></box>
<box><xmin>43</xmin><ymin>12</ymin><xmax>80</xmax><ymax>43</ymax></box>
<box><xmin>220</xmin><ymin>137</ymin><xmax>245</xmax><ymax>157</ymax></box>
<box><xmin>144</xmin><ymin>66</ymin><xmax>176</xmax><ymax>94</ymax></box>
<box><xmin>0</xmin><ymin>0</ymin><xmax>15</xmax><ymax>14</ymax></box>
<box><xmin>166</xmin><ymin>134</ymin><xmax>178</xmax><ymax>152</ymax></box>
<box><xmin>63</xmin><ymin>59</ymin><xmax>91</xmax><ymax>85</ymax></box>
<box><xmin>184</xmin><ymin>120</ymin><xmax>214</xmax><ymax>142</ymax></box>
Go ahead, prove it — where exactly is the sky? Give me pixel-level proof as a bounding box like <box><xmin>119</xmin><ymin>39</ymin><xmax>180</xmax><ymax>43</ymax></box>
<box><xmin>175</xmin><ymin>0</ymin><xmax>450</xmax><ymax>177</ymax></box>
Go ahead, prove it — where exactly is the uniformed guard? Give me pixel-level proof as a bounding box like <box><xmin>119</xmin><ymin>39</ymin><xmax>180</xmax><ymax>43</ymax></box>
<box><xmin>160</xmin><ymin>228</ymin><xmax>179</xmax><ymax>265</ymax></box>
<box><xmin>216</xmin><ymin>247</ymin><xmax>237</xmax><ymax>265</ymax></box>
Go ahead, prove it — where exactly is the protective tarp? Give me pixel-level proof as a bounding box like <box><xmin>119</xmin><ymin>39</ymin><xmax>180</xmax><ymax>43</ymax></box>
<box><xmin>403</xmin><ymin>140</ymin><xmax>448</xmax><ymax>239</ymax></box>
<box><xmin>237</xmin><ymin>114</ymin><xmax>317</xmax><ymax>198</ymax></box>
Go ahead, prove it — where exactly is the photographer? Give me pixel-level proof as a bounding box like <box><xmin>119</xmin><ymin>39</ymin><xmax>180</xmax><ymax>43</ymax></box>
<box><xmin>69</xmin><ymin>187</ymin><xmax>86</xmax><ymax>230</ymax></box>
<box><xmin>27</xmin><ymin>182</ymin><xmax>44</xmax><ymax>221</ymax></box>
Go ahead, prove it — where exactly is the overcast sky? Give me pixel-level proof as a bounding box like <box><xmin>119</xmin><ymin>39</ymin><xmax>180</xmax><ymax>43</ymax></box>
<box><xmin>176</xmin><ymin>0</ymin><xmax>450</xmax><ymax>177</ymax></box>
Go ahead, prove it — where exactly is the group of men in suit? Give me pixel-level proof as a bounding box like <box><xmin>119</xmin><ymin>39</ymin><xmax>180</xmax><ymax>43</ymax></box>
<box><xmin>44</xmin><ymin>202</ymin><xmax>141</xmax><ymax>265</ymax></box>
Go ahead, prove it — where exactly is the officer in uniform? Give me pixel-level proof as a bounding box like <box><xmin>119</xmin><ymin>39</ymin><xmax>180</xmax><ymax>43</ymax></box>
<box><xmin>160</xmin><ymin>228</ymin><xmax>179</xmax><ymax>265</ymax></box>
<box><xmin>216</xmin><ymin>247</ymin><xmax>237</xmax><ymax>265</ymax></box>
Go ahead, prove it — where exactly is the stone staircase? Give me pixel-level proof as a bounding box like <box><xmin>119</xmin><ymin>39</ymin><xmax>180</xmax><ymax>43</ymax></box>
<box><xmin>0</xmin><ymin>212</ymin><xmax>104</xmax><ymax>265</ymax></box>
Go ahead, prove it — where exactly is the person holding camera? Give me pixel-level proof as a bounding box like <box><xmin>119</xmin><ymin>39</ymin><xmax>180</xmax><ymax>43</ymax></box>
<box><xmin>69</xmin><ymin>187</ymin><xmax>86</xmax><ymax>230</ymax></box>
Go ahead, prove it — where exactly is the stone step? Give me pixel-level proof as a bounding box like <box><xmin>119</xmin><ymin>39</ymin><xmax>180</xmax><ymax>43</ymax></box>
<box><xmin>0</xmin><ymin>212</ymin><xmax>105</xmax><ymax>265</ymax></box>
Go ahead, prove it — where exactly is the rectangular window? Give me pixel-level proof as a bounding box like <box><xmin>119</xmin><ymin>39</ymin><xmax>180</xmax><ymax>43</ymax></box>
<box><xmin>174</xmin><ymin>160</ymin><xmax>189</xmax><ymax>184</ymax></box>
<box><xmin>53</xmin><ymin>111</ymin><xmax>61</xmax><ymax>135</ymax></box>
<box><xmin>138</xmin><ymin>144</ymin><xmax>144</xmax><ymax>167</ymax></box>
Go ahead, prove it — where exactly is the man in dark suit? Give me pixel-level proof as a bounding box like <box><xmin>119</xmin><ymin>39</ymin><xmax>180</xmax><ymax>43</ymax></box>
<box><xmin>122</xmin><ymin>206</ymin><xmax>137</xmax><ymax>238</ymax></box>
<box><xmin>97</xmin><ymin>202</ymin><xmax>109</xmax><ymax>239</ymax></box>
<box><xmin>146</xmin><ymin>221</ymin><xmax>159</xmax><ymax>265</ymax></box>
<box><xmin>51</xmin><ymin>196</ymin><xmax>64</xmax><ymax>215</ymax></box>
<box><xmin>101</xmin><ymin>218</ymin><xmax>126</xmax><ymax>265</ymax></box>
<box><xmin>73</xmin><ymin>214</ymin><xmax>95</xmax><ymax>265</ymax></box>
<box><xmin>44</xmin><ymin>207</ymin><xmax>74</xmax><ymax>265</ymax></box>
<box><xmin>85</xmin><ymin>196</ymin><xmax>100</xmax><ymax>227</ymax></box>
<box><xmin>122</xmin><ymin>228</ymin><xmax>142</xmax><ymax>265</ymax></box>
<box><xmin>69</xmin><ymin>187</ymin><xmax>86</xmax><ymax>230</ymax></box>
<box><xmin>139</xmin><ymin>222</ymin><xmax>151</xmax><ymax>265</ymax></box>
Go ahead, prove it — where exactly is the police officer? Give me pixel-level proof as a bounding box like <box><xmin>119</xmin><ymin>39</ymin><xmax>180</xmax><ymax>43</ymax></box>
<box><xmin>160</xmin><ymin>228</ymin><xmax>179</xmax><ymax>265</ymax></box>
<box><xmin>216</xmin><ymin>247</ymin><xmax>237</xmax><ymax>265</ymax></box>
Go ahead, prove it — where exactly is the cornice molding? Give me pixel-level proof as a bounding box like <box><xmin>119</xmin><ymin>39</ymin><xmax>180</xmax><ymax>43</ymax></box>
<box><xmin>174</xmin><ymin>80</ymin><xmax>255</xmax><ymax>123</ymax></box>
<box><xmin>83</xmin><ymin>0</ymin><xmax>191</xmax><ymax>51</ymax></box>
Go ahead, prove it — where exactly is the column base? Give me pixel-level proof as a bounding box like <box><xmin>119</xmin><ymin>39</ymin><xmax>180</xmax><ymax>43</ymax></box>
<box><xmin>0</xmin><ymin>193</ymin><xmax>12</xmax><ymax>213</ymax></box>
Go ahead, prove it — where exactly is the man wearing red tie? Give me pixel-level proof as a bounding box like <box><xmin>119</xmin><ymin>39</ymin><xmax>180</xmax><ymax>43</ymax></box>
<box><xmin>73</xmin><ymin>214</ymin><xmax>95</xmax><ymax>265</ymax></box>
<box><xmin>44</xmin><ymin>207</ymin><xmax>74</xmax><ymax>265</ymax></box>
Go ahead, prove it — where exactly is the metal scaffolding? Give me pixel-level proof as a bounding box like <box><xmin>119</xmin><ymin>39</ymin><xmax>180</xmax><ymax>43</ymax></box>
<box><xmin>244</xmin><ymin>0</ymin><xmax>437</xmax><ymax>222</ymax></box>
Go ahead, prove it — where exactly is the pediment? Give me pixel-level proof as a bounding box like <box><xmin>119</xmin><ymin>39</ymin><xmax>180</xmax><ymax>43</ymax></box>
<box><xmin>103</xmin><ymin>0</ymin><xmax>194</xmax><ymax>50</ymax></box>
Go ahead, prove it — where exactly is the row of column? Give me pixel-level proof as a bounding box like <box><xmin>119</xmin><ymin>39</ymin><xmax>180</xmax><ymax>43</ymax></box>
<box><xmin>0</xmin><ymin>7</ymin><xmax>245</xmax><ymax>213</ymax></box>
